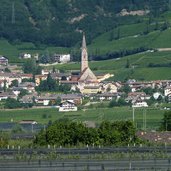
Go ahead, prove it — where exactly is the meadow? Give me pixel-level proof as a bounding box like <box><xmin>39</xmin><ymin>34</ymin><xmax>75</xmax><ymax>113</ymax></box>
<box><xmin>0</xmin><ymin>107</ymin><xmax>165</xmax><ymax>130</ymax></box>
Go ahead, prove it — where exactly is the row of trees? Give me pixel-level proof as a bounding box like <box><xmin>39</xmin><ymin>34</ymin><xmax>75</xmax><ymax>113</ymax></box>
<box><xmin>91</xmin><ymin>47</ymin><xmax>149</xmax><ymax>61</ymax></box>
<box><xmin>34</xmin><ymin>120</ymin><xmax>139</xmax><ymax>146</ymax></box>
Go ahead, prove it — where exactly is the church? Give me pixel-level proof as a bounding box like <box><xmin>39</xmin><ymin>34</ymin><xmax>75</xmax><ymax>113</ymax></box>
<box><xmin>77</xmin><ymin>33</ymin><xmax>100</xmax><ymax>94</ymax></box>
<box><xmin>61</xmin><ymin>33</ymin><xmax>114</xmax><ymax>94</ymax></box>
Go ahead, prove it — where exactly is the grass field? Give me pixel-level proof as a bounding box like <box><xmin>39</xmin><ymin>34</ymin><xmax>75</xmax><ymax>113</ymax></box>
<box><xmin>0</xmin><ymin>107</ymin><xmax>165</xmax><ymax>130</ymax></box>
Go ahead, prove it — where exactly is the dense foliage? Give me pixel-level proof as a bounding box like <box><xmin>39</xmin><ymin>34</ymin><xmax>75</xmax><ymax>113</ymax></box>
<box><xmin>36</xmin><ymin>74</ymin><xmax>71</xmax><ymax>93</ymax></box>
<box><xmin>160</xmin><ymin>111</ymin><xmax>171</xmax><ymax>131</ymax></box>
<box><xmin>34</xmin><ymin>120</ymin><xmax>138</xmax><ymax>146</ymax></box>
<box><xmin>0</xmin><ymin>0</ymin><xmax>169</xmax><ymax>47</ymax></box>
<box><xmin>23</xmin><ymin>59</ymin><xmax>42</xmax><ymax>75</ymax></box>
<box><xmin>4</xmin><ymin>98</ymin><xmax>33</xmax><ymax>109</ymax></box>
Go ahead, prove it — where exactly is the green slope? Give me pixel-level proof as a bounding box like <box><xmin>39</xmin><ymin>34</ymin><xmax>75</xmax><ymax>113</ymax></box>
<box><xmin>50</xmin><ymin>51</ymin><xmax>171</xmax><ymax>81</ymax></box>
<box><xmin>0</xmin><ymin>39</ymin><xmax>70</xmax><ymax>62</ymax></box>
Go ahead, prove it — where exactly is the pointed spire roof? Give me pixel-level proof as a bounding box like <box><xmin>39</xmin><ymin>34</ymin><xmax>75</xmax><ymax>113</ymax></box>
<box><xmin>82</xmin><ymin>32</ymin><xmax>87</xmax><ymax>49</ymax></box>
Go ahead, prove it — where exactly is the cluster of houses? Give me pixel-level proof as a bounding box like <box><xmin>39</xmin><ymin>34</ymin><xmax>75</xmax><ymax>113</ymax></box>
<box><xmin>0</xmin><ymin>66</ymin><xmax>171</xmax><ymax>111</ymax></box>
<box><xmin>0</xmin><ymin>34</ymin><xmax>171</xmax><ymax>112</ymax></box>
<box><xmin>19</xmin><ymin>53</ymin><xmax>71</xmax><ymax>64</ymax></box>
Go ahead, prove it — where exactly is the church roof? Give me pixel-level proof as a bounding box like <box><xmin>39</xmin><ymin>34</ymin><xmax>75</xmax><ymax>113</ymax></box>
<box><xmin>82</xmin><ymin>33</ymin><xmax>87</xmax><ymax>49</ymax></box>
<box><xmin>79</xmin><ymin>67</ymin><xmax>97</xmax><ymax>82</ymax></box>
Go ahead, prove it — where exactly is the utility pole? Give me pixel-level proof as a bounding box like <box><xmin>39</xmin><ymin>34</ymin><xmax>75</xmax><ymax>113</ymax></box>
<box><xmin>132</xmin><ymin>107</ymin><xmax>135</xmax><ymax>122</ymax></box>
<box><xmin>143</xmin><ymin>108</ymin><xmax>146</xmax><ymax>131</ymax></box>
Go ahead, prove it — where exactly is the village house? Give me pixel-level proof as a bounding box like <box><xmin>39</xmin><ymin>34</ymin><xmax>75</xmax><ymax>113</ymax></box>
<box><xmin>0</xmin><ymin>92</ymin><xmax>17</xmax><ymax>101</ymax></box>
<box><xmin>20</xmin><ymin>74</ymin><xmax>33</xmax><ymax>80</ymax></box>
<box><xmin>167</xmin><ymin>94</ymin><xmax>171</xmax><ymax>102</ymax></box>
<box><xmin>128</xmin><ymin>81</ymin><xmax>153</xmax><ymax>92</ymax></box>
<box><xmin>2</xmin><ymin>73</ymin><xmax>32</xmax><ymax>85</ymax></box>
<box><xmin>0</xmin><ymin>80</ymin><xmax>9</xmax><ymax>89</ymax></box>
<box><xmin>35</xmin><ymin>93</ymin><xmax>82</xmax><ymax>106</ymax></box>
<box><xmin>60</xmin><ymin>94</ymin><xmax>82</xmax><ymax>105</ymax></box>
<box><xmin>81</xmin><ymin>85</ymin><xmax>100</xmax><ymax>94</ymax></box>
<box><xmin>18</xmin><ymin>82</ymin><xmax>36</xmax><ymax>93</ymax></box>
<box><xmin>132</xmin><ymin>100</ymin><xmax>148</xmax><ymax>108</ymax></box>
<box><xmin>35</xmin><ymin>96</ymin><xmax>56</xmax><ymax>106</ymax></box>
<box><xmin>51</xmin><ymin>72</ymin><xmax>71</xmax><ymax>81</ymax></box>
<box><xmin>19</xmin><ymin>53</ymin><xmax>31</xmax><ymax>59</ymax></box>
<box><xmin>126</xmin><ymin>92</ymin><xmax>148</xmax><ymax>103</ymax></box>
<box><xmin>53</xmin><ymin>54</ymin><xmax>71</xmax><ymax>63</ymax></box>
<box><xmin>11</xmin><ymin>87</ymin><xmax>22</xmax><ymax>96</ymax></box>
<box><xmin>19</xmin><ymin>120</ymin><xmax>37</xmax><ymax>124</ymax></box>
<box><xmin>153</xmin><ymin>92</ymin><xmax>163</xmax><ymax>100</ymax></box>
<box><xmin>90</xmin><ymin>92</ymin><xmax>121</xmax><ymax>101</ymax></box>
<box><xmin>164</xmin><ymin>86</ymin><xmax>171</xmax><ymax>97</ymax></box>
<box><xmin>0</xmin><ymin>56</ymin><xmax>8</xmax><ymax>66</ymax></box>
<box><xmin>41</xmin><ymin>69</ymin><xmax>49</xmax><ymax>75</ymax></box>
<box><xmin>99</xmin><ymin>82</ymin><xmax>121</xmax><ymax>93</ymax></box>
<box><xmin>35</xmin><ymin>75</ymin><xmax>47</xmax><ymax>86</ymax></box>
<box><xmin>19</xmin><ymin>94</ymin><xmax>35</xmax><ymax>104</ymax></box>
<box><xmin>128</xmin><ymin>80</ymin><xmax>171</xmax><ymax>92</ymax></box>
<box><xmin>59</xmin><ymin>100</ymin><xmax>77</xmax><ymax>112</ymax></box>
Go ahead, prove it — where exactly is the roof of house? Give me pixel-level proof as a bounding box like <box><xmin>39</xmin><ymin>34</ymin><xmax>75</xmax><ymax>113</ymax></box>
<box><xmin>19</xmin><ymin>120</ymin><xmax>37</xmax><ymax>124</ymax></box>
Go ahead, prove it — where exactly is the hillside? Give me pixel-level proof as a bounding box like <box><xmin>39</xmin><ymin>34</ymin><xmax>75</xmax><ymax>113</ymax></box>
<box><xmin>49</xmin><ymin>51</ymin><xmax>171</xmax><ymax>81</ymax></box>
<box><xmin>0</xmin><ymin>0</ymin><xmax>169</xmax><ymax>47</ymax></box>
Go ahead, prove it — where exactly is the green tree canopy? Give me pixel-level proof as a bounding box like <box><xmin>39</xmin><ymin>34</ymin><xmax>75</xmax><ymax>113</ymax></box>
<box><xmin>34</xmin><ymin>120</ymin><xmax>137</xmax><ymax>146</ymax></box>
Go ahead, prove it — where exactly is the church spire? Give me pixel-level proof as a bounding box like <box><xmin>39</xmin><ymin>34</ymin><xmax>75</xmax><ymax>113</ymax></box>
<box><xmin>81</xmin><ymin>32</ymin><xmax>88</xmax><ymax>72</ymax></box>
<box><xmin>82</xmin><ymin>32</ymin><xmax>87</xmax><ymax>49</ymax></box>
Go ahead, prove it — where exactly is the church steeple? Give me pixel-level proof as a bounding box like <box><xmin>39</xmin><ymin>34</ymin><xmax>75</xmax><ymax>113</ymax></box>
<box><xmin>81</xmin><ymin>33</ymin><xmax>88</xmax><ymax>72</ymax></box>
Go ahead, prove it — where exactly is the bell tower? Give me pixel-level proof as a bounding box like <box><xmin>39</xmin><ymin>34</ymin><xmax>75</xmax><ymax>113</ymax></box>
<box><xmin>81</xmin><ymin>33</ymin><xmax>88</xmax><ymax>72</ymax></box>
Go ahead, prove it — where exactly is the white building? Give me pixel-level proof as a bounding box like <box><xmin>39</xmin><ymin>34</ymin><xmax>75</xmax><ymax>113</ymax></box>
<box><xmin>59</xmin><ymin>100</ymin><xmax>77</xmax><ymax>112</ymax></box>
<box><xmin>20</xmin><ymin>53</ymin><xmax>32</xmax><ymax>59</ymax></box>
<box><xmin>0</xmin><ymin>56</ymin><xmax>8</xmax><ymax>66</ymax></box>
<box><xmin>53</xmin><ymin>54</ymin><xmax>70</xmax><ymax>63</ymax></box>
<box><xmin>132</xmin><ymin>101</ymin><xmax>148</xmax><ymax>108</ymax></box>
<box><xmin>165</xmin><ymin>86</ymin><xmax>171</xmax><ymax>97</ymax></box>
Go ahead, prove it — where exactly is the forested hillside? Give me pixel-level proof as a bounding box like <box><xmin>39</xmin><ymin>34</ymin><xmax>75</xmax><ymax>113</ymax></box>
<box><xmin>0</xmin><ymin>0</ymin><xmax>169</xmax><ymax>47</ymax></box>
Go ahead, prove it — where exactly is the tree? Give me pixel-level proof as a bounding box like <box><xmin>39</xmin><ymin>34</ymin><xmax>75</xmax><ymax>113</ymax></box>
<box><xmin>3</xmin><ymin>80</ymin><xmax>7</xmax><ymax>92</ymax></box>
<box><xmin>4</xmin><ymin>68</ymin><xmax>11</xmax><ymax>73</ymax></box>
<box><xmin>0</xmin><ymin>132</ymin><xmax>9</xmax><ymax>148</ymax></box>
<box><xmin>160</xmin><ymin>111</ymin><xmax>171</xmax><ymax>131</ymax></box>
<box><xmin>120</xmin><ymin>84</ymin><xmax>131</xmax><ymax>94</ymax></box>
<box><xmin>37</xmin><ymin>73</ymin><xmax>57</xmax><ymax>92</ymax></box>
<box><xmin>10</xmin><ymin>79</ymin><xmax>18</xmax><ymax>87</ymax></box>
<box><xmin>125</xmin><ymin>59</ymin><xmax>130</xmax><ymax>68</ymax></box>
<box><xmin>115</xmin><ymin>28</ymin><xmax>120</xmax><ymax>40</ymax></box>
<box><xmin>142</xmin><ymin>87</ymin><xmax>154</xmax><ymax>95</ymax></box>
<box><xmin>18</xmin><ymin>89</ymin><xmax>29</xmax><ymax>98</ymax></box>
<box><xmin>23</xmin><ymin>59</ymin><xmax>42</xmax><ymax>74</ymax></box>
<box><xmin>109</xmin><ymin>99</ymin><xmax>117</xmax><ymax>108</ymax></box>
<box><xmin>157</xmin><ymin>95</ymin><xmax>163</xmax><ymax>103</ymax></box>
<box><xmin>4</xmin><ymin>98</ymin><xmax>21</xmax><ymax>109</ymax></box>
<box><xmin>47</xmin><ymin>73</ymin><xmax>57</xmax><ymax>91</ymax></box>
<box><xmin>117</xmin><ymin>98</ymin><xmax>127</xmax><ymax>106</ymax></box>
<box><xmin>55</xmin><ymin>97</ymin><xmax>61</xmax><ymax>105</ymax></box>
<box><xmin>109</xmin><ymin>30</ymin><xmax>114</xmax><ymax>41</ymax></box>
<box><xmin>34</xmin><ymin>120</ymin><xmax>138</xmax><ymax>147</ymax></box>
